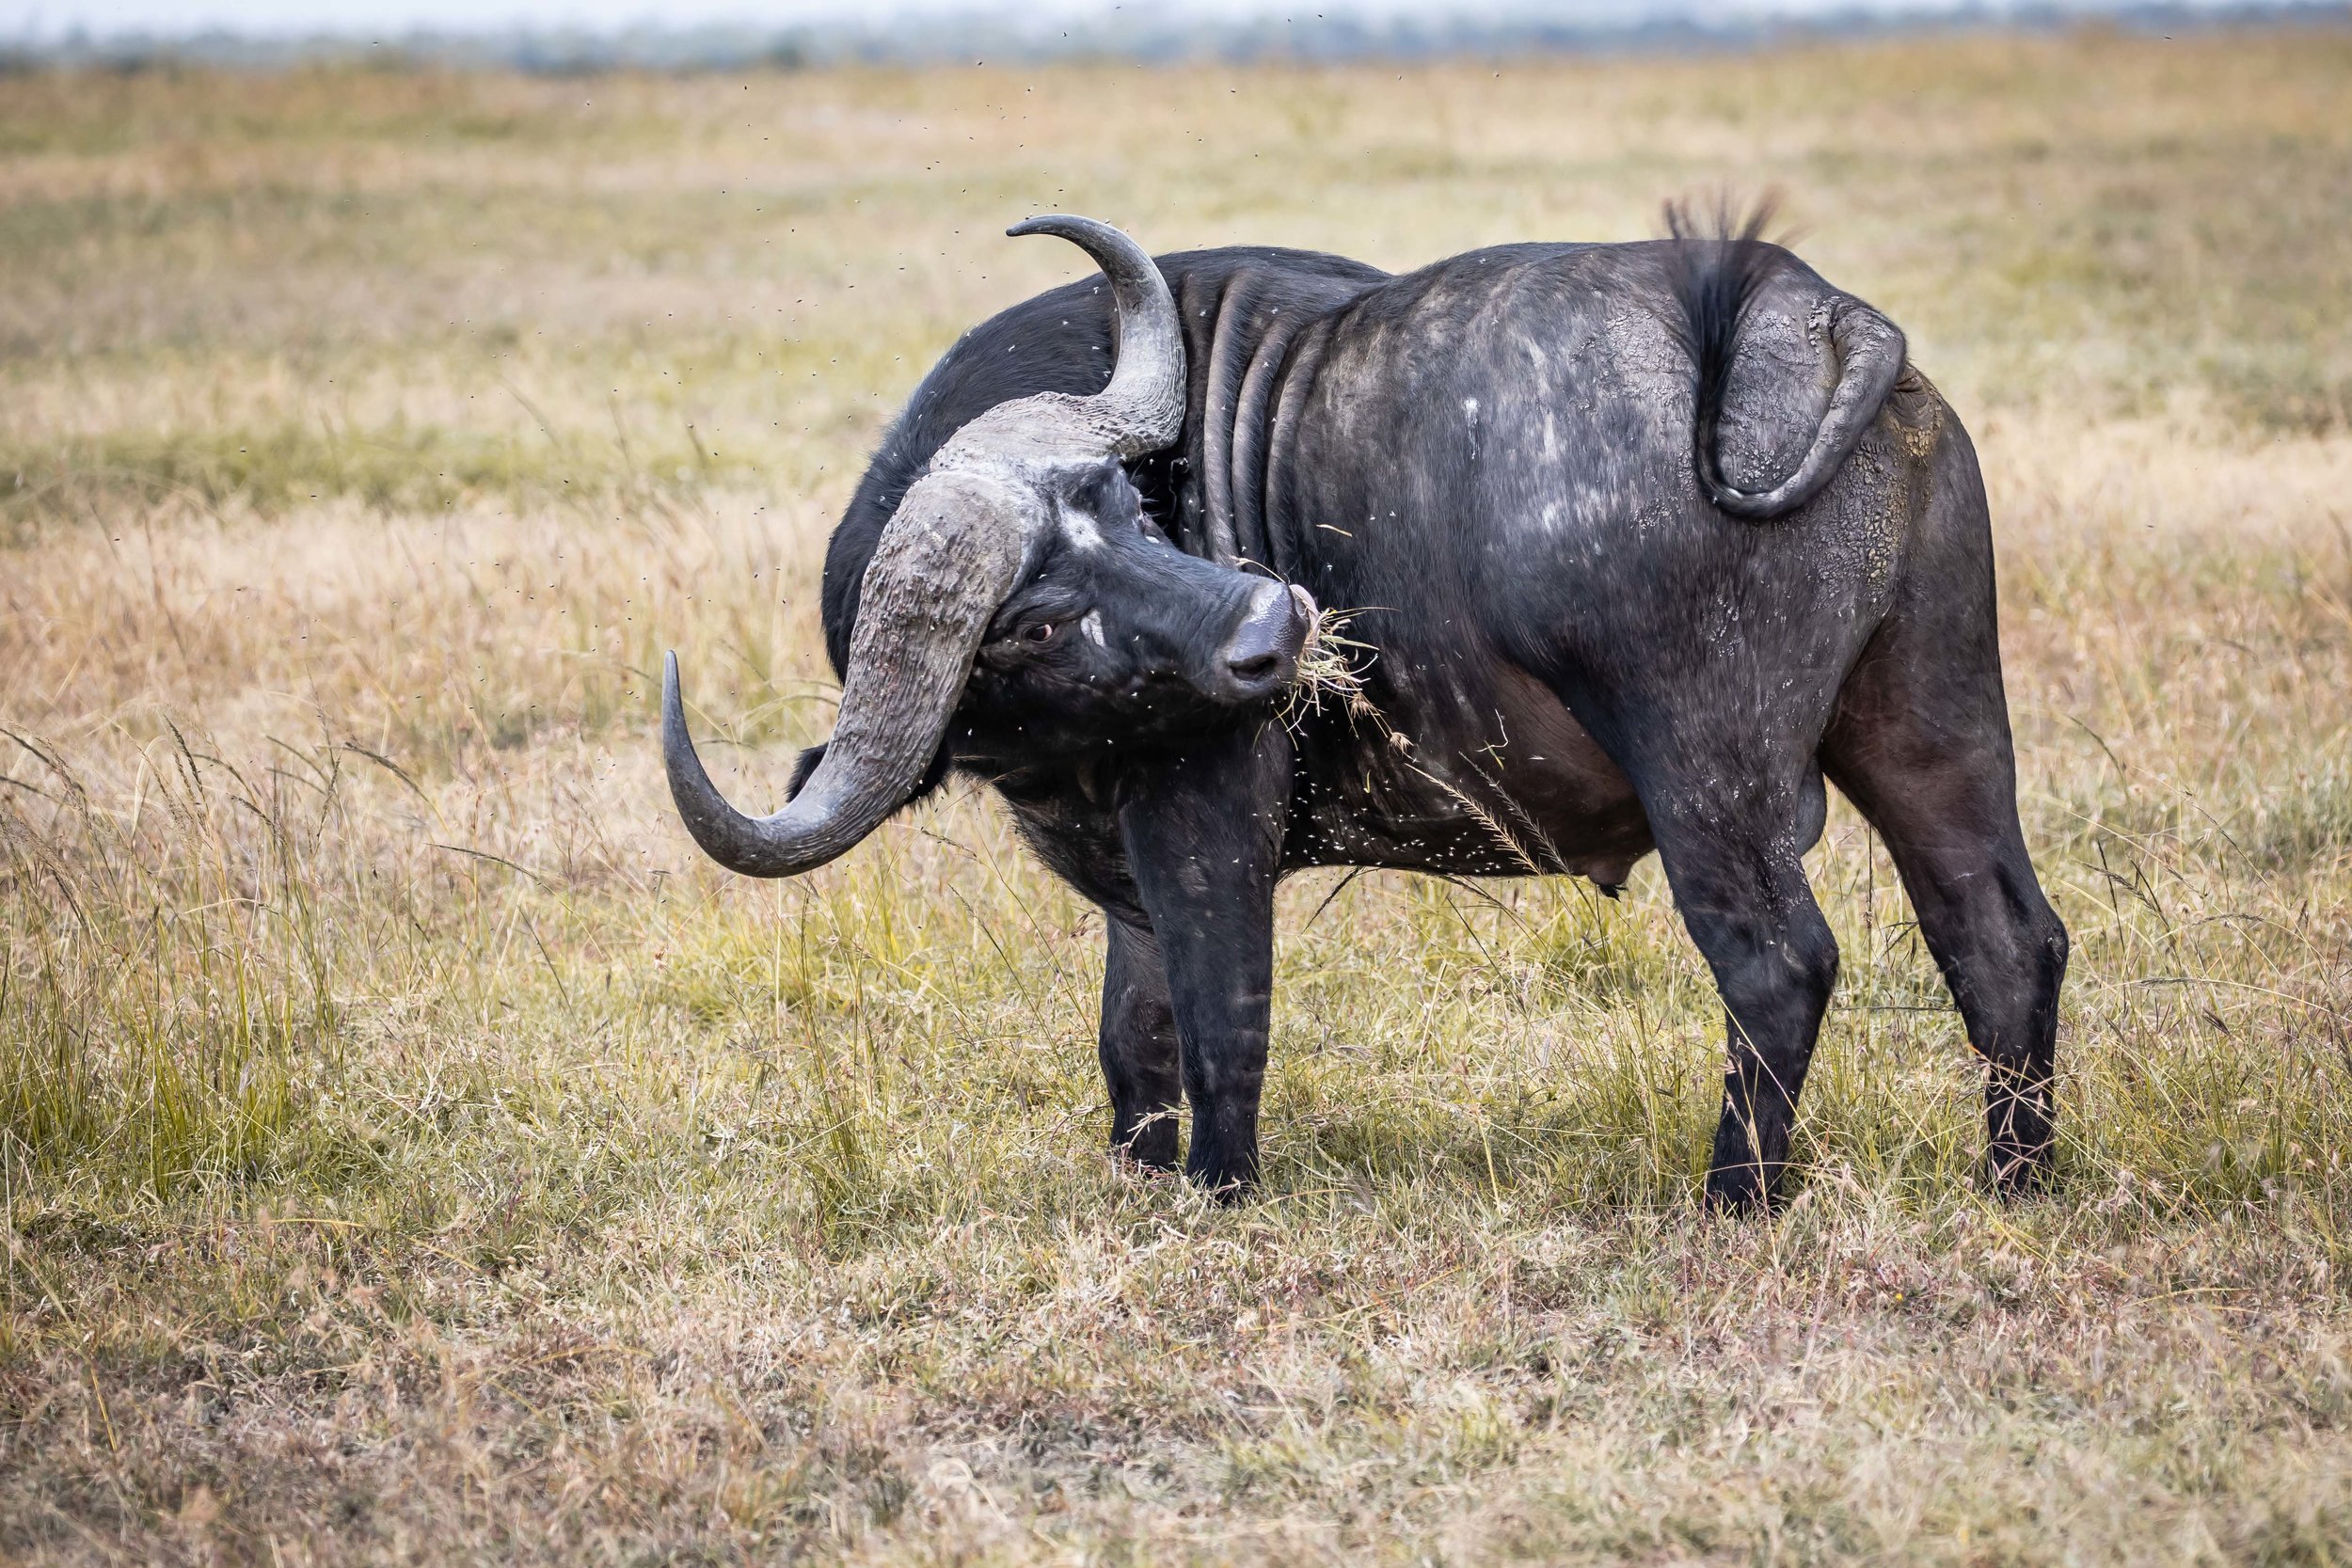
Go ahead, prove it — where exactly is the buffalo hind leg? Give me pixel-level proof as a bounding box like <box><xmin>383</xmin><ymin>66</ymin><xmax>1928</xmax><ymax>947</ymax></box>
<box><xmin>1099</xmin><ymin>916</ymin><xmax>1183</xmax><ymax>1171</ymax></box>
<box><xmin>1637</xmin><ymin>775</ymin><xmax>1842</xmax><ymax>1212</ymax></box>
<box><xmin>1820</xmin><ymin>416</ymin><xmax>2067</xmax><ymax>1193</ymax></box>
<box><xmin>1823</xmin><ymin>675</ymin><xmax>2068</xmax><ymax>1193</ymax></box>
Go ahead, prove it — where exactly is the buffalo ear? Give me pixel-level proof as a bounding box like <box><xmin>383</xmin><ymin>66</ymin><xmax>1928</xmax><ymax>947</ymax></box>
<box><xmin>787</xmin><ymin>740</ymin><xmax>951</xmax><ymax>807</ymax></box>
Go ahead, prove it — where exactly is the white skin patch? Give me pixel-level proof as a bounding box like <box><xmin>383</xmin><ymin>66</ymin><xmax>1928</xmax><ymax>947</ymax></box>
<box><xmin>1059</xmin><ymin>507</ymin><xmax>1104</xmax><ymax>551</ymax></box>
<box><xmin>1080</xmin><ymin>609</ymin><xmax>1106</xmax><ymax>647</ymax></box>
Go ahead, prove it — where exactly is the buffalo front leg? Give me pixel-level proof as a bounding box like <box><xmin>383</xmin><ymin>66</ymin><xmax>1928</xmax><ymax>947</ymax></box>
<box><xmin>1117</xmin><ymin>732</ymin><xmax>1289</xmax><ymax>1198</ymax></box>
<box><xmin>1099</xmin><ymin>916</ymin><xmax>1183</xmax><ymax>1171</ymax></box>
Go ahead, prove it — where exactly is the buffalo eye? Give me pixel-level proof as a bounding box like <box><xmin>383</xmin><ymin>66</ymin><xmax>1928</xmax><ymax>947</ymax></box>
<box><xmin>1024</xmin><ymin>622</ymin><xmax>1057</xmax><ymax>644</ymax></box>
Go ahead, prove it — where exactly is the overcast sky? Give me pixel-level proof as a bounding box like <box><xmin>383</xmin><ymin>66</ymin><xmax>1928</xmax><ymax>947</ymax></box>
<box><xmin>10</xmin><ymin>0</ymin><xmax>1538</xmax><ymax>36</ymax></box>
<box><xmin>0</xmin><ymin>0</ymin><xmax>2264</xmax><ymax>39</ymax></box>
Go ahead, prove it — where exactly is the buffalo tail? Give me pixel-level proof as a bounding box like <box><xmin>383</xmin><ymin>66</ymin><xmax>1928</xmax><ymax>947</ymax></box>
<box><xmin>1664</xmin><ymin>197</ymin><xmax>1907</xmax><ymax>522</ymax></box>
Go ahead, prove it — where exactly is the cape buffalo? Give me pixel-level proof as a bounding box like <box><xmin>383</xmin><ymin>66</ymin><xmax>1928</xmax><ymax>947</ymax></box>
<box><xmin>662</xmin><ymin>213</ymin><xmax>2068</xmax><ymax>1210</ymax></box>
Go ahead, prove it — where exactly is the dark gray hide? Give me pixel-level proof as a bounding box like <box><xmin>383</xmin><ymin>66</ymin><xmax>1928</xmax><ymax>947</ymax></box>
<box><xmin>670</xmin><ymin>220</ymin><xmax>2068</xmax><ymax>1211</ymax></box>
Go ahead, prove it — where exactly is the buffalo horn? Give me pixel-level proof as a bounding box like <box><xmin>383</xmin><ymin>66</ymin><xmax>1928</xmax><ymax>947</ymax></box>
<box><xmin>663</xmin><ymin>216</ymin><xmax>1184</xmax><ymax>877</ymax></box>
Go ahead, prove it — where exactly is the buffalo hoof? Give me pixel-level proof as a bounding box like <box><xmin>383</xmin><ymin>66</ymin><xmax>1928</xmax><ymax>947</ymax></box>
<box><xmin>1110</xmin><ymin>1111</ymin><xmax>1181</xmax><ymax>1175</ymax></box>
<box><xmin>1984</xmin><ymin>1144</ymin><xmax>2055</xmax><ymax>1198</ymax></box>
<box><xmin>1701</xmin><ymin>1163</ymin><xmax>1780</xmax><ymax>1216</ymax></box>
<box><xmin>1185</xmin><ymin>1148</ymin><xmax>1260</xmax><ymax>1205</ymax></box>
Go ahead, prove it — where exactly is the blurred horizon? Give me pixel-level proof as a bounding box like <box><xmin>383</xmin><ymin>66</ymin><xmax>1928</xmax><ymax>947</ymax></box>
<box><xmin>4</xmin><ymin>0</ymin><xmax>2345</xmax><ymax>65</ymax></box>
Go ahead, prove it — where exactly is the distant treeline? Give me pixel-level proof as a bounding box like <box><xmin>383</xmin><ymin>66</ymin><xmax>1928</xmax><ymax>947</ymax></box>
<box><xmin>4</xmin><ymin>0</ymin><xmax>2347</xmax><ymax>75</ymax></box>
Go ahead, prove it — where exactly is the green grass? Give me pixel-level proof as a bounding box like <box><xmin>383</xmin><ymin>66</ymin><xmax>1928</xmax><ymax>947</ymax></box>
<box><xmin>5</xmin><ymin>30</ymin><xmax>2352</xmax><ymax>1565</ymax></box>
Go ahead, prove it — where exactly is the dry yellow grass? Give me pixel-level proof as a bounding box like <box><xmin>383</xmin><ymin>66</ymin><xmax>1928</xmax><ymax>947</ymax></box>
<box><xmin>5</xmin><ymin>28</ymin><xmax>2352</xmax><ymax>1564</ymax></box>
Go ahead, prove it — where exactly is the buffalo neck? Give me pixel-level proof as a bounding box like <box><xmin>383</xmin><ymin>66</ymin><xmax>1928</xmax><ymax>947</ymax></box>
<box><xmin>1146</xmin><ymin>251</ymin><xmax>1384</xmax><ymax>578</ymax></box>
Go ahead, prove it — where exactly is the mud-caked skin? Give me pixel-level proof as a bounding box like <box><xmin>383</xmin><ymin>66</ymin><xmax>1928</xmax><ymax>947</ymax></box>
<box><xmin>682</xmin><ymin>218</ymin><xmax>2068</xmax><ymax>1211</ymax></box>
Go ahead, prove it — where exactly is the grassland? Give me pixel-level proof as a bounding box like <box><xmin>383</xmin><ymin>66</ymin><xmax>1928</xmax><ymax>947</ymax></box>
<box><xmin>4</xmin><ymin>28</ymin><xmax>2352</xmax><ymax>1563</ymax></box>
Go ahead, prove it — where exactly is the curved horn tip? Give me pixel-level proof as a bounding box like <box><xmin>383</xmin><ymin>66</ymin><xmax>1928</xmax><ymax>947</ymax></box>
<box><xmin>994</xmin><ymin>213</ymin><xmax>1183</xmax><ymax>457</ymax></box>
<box><xmin>661</xmin><ymin>649</ymin><xmax>705</xmax><ymax>774</ymax></box>
<box><xmin>1007</xmin><ymin>214</ymin><xmax>1127</xmax><ymax>244</ymax></box>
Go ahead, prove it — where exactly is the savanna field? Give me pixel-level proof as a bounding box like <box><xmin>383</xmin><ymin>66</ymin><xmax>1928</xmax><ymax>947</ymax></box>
<box><xmin>4</xmin><ymin>29</ymin><xmax>2352</xmax><ymax>1562</ymax></box>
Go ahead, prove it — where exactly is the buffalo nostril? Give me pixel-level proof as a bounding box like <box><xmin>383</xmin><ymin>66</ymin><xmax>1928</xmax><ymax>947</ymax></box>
<box><xmin>1221</xmin><ymin>583</ymin><xmax>1308</xmax><ymax>692</ymax></box>
<box><xmin>1229</xmin><ymin>650</ymin><xmax>1281</xmax><ymax>683</ymax></box>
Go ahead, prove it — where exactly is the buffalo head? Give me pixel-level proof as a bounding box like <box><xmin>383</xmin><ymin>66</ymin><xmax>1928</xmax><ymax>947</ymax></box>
<box><xmin>662</xmin><ymin>214</ymin><xmax>1311</xmax><ymax>877</ymax></box>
